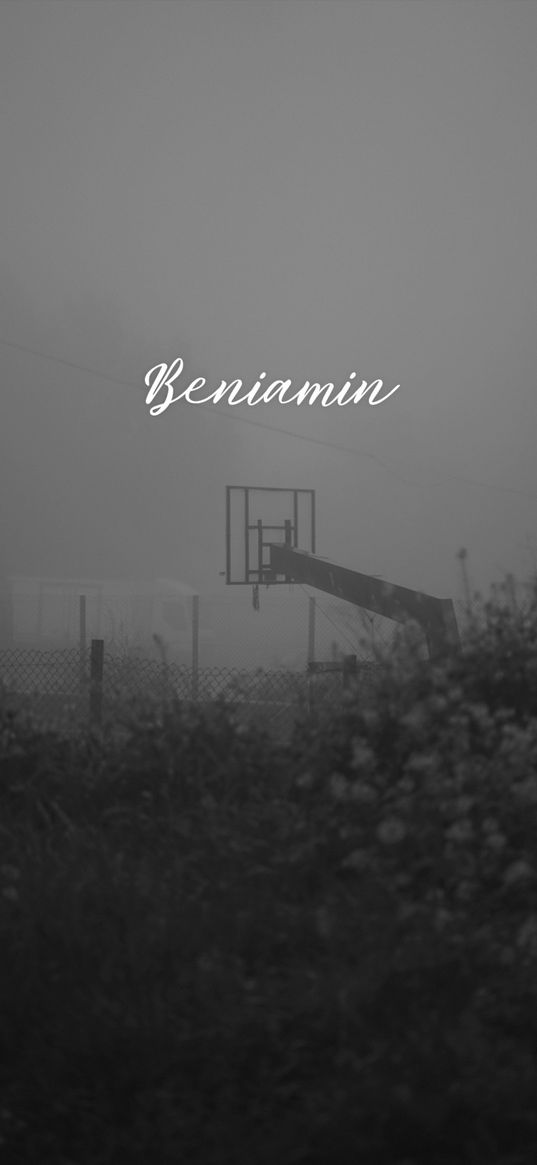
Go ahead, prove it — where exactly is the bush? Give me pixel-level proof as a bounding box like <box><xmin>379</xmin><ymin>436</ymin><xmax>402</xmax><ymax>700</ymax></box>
<box><xmin>2</xmin><ymin>578</ymin><xmax>537</xmax><ymax>1163</ymax></box>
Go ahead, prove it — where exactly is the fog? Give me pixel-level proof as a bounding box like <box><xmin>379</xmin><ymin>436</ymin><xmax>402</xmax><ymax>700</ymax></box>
<box><xmin>2</xmin><ymin>0</ymin><xmax>537</xmax><ymax>650</ymax></box>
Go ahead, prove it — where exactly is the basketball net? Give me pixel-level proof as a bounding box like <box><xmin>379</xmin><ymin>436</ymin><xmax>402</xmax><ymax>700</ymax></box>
<box><xmin>252</xmin><ymin>583</ymin><xmax>260</xmax><ymax>612</ymax></box>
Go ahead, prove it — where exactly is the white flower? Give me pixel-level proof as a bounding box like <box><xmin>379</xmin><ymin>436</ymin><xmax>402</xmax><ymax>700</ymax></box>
<box><xmin>377</xmin><ymin>817</ymin><xmax>407</xmax><ymax>845</ymax></box>
<box><xmin>513</xmin><ymin>777</ymin><xmax>537</xmax><ymax>804</ymax></box>
<box><xmin>448</xmin><ymin>686</ymin><xmax>464</xmax><ymax>704</ymax></box>
<box><xmin>359</xmin><ymin>709</ymin><xmax>379</xmax><ymax>731</ymax></box>
<box><xmin>517</xmin><ymin>915</ymin><xmax>537</xmax><ymax>956</ymax></box>
<box><xmin>434</xmin><ymin>908</ymin><xmax>453</xmax><ymax>932</ymax></box>
<box><xmin>445</xmin><ymin>820</ymin><xmax>474</xmax><ymax>844</ymax></box>
<box><xmin>428</xmin><ymin>696</ymin><xmax>448</xmax><ymax>715</ymax></box>
<box><xmin>467</xmin><ymin>703</ymin><xmax>491</xmax><ymax>725</ymax></box>
<box><xmin>349</xmin><ymin>780</ymin><xmax>378</xmax><ymax>804</ymax></box>
<box><xmin>485</xmin><ymin>832</ymin><xmax>506</xmax><ymax>852</ymax></box>
<box><xmin>340</xmin><ymin>848</ymin><xmax>369</xmax><ymax>872</ymax></box>
<box><xmin>330</xmin><ymin>773</ymin><xmax>348</xmax><ymax>801</ymax></box>
<box><xmin>405</xmin><ymin>754</ymin><xmax>436</xmax><ymax>777</ymax></box>
<box><xmin>400</xmin><ymin>709</ymin><xmax>427</xmax><ymax>734</ymax></box>
<box><xmin>503</xmin><ymin>859</ymin><xmax>535</xmax><ymax>887</ymax></box>
<box><xmin>351</xmin><ymin>741</ymin><xmax>376</xmax><ymax>771</ymax></box>
<box><xmin>296</xmin><ymin>772</ymin><xmax>314</xmax><ymax>790</ymax></box>
<box><xmin>455</xmin><ymin>796</ymin><xmax>475</xmax><ymax>816</ymax></box>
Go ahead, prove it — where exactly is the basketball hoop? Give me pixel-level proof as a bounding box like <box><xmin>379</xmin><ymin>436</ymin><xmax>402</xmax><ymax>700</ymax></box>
<box><xmin>225</xmin><ymin>487</ymin><xmax>316</xmax><ymax>587</ymax></box>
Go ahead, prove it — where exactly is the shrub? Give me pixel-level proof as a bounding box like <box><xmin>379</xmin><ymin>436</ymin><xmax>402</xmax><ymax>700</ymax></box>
<box><xmin>2</xmin><ymin>577</ymin><xmax>537</xmax><ymax>1163</ymax></box>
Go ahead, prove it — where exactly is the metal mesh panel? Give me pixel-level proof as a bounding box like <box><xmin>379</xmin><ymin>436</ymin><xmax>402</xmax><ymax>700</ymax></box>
<box><xmin>0</xmin><ymin>647</ymin><xmax>88</xmax><ymax>730</ymax></box>
<box><xmin>0</xmin><ymin>646</ymin><xmax>378</xmax><ymax>739</ymax></box>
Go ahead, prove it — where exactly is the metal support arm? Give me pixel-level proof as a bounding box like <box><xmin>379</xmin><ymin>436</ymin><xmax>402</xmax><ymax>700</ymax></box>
<box><xmin>269</xmin><ymin>544</ymin><xmax>459</xmax><ymax>659</ymax></box>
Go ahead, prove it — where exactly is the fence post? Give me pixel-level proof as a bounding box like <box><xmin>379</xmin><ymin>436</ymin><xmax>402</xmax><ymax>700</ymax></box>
<box><xmin>90</xmin><ymin>638</ymin><xmax>104</xmax><ymax>726</ymax></box>
<box><xmin>161</xmin><ymin>659</ymin><xmax>170</xmax><ymax>716</ymax></box>
<box><xmin>342</xmin><ymin>654</ymin><xmax>357</xmax><ymax>690</ymax></box>
<box><xmin>307</xmin><ymin>596</ymin><xmax>316</xmax><ymax>664</ymax></box>
<box><xmin>79</xmin><ymin>595</ymin><xmax>87</xmax><ymax>688</ymax></box>
<box><xmin>307</xmin><ymin>597</ymin><xmax>316</xmax><ymax>714</ymax></box>
<box><xmin>191</xmin><ymin>594</ymin><xmax>199</xmax><ymax>700</ymax></box>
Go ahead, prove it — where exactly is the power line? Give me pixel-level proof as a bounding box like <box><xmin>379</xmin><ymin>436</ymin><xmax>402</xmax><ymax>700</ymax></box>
<box><xmin>1</xmin><ymin>337</ymin><xmax>139</xmax><ymax>388</ymax></box>
<box><xmin>2</xmin><ymin>335</ymin><xmax>536</xmax><ymax>502</ymax></box>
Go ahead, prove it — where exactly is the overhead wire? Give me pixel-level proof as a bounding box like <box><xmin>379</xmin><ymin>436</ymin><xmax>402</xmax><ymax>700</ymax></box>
<box><xmin>296</xmin><ymin>582</ymin><xmax>369</xmax><ymax>656</ymax></box>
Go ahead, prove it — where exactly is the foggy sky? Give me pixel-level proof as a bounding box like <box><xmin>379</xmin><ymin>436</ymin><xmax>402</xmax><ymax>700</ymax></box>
<box><xmin>2</xmin><ymin>0</ymin><xmax>537</xmax><ymax>601</ymax></box>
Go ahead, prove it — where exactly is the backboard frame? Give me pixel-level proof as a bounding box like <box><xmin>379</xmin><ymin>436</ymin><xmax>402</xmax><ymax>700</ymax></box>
<box><xmin>225</xmin><ymin>486</ymin><xmax>316</xmax><ymax>586</ymax></box>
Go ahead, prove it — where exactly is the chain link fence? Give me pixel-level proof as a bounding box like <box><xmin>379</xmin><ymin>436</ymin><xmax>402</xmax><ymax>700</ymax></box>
<box><xmin>2</xmin><ymin>578</ymin><xmax>472</xmax><ymax>672</ymax></box>
<box><xmin>0</xmin><ymin>643</ymin><xmax>380</xmax><ymax>741</ymax></box>
<box><xmin>3</xmin><ymin>584</ymin><xmax>493</xmax><ymax>739</ymax></box>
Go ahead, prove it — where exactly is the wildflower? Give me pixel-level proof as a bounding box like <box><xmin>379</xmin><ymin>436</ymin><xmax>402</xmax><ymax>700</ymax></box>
<box><xmin>428</xmin><ymin>695</ymin><xmax>448</xmax><ymax>715</ymax></box>
<box><xmin>0</xmin><ymin>865</ymin><xmax>20</xmax><ymax>881</ymax></box>
<box><xmin>296</xmin><ymin>772</ymin><xmax>314</xmax><ymax>790</ymax></box>
<box><xmin>503</xmin><ymin>859</ymin><xmax>535</xmax><ymax>887</ymax></box>
<box><xmin>400</xmin><ymin>709</ymin><xmax>427</xmax><ymax>735</ymax></box>
<box><xmin>455</xmin><ymin>795</ymin><xmax>475</xmax><ymax>816</ymax></box>
<box><xmin>377</xmin><ymin>817</ymin><xmax>407</xmax><ymax>845</ymax></box>
<box><xmin>434</xmin><ymin>908</ymin><xmax>453</xmax><ymax>931</ymax></box>
<box><xmin>495</xmin><ymin>708</ymin><xmax>514</xmax><ymax>724</ymax></box>
<box><xmin>351</xmin><ymin>741</ymin><xmax>376</xmax><ymax>771</ymax></box>
<box><xmin>359</xmin><ymin>709</ymin><xmax>379</xmax><ymax>731</ymax></box>
<box><xmin>2</xmin><ymin>886</ymin><xmax>19</xmax><ymax>902</ymax></box>
<box><xmin>485</xmin><ymin>832</ymin><xmax>506</xmax><ymax>852</ymax></box>
<box><xmin>467</xmin><ymin>703</ymin><xmax>492</xmax><ymax>726</ymax></box>
<box><xmin>445</xmin><ymin>820</ymin><xmax>474</xmax><ymax>844</ymax></box>
<box><xmin>448</xmin><ymin>686</ymin><xmax>464</xmax><ymax>704</ymax></box>
<box><xmin>456</xmin><ymin>880</ymin><xmax>474</xmax><ymax>902</ymax></box>
<box><xmin>482</xmin><ymin>817</ymin><xmax>500</xmax><ymax>834</ymax></box>
<box><xmin>513</xmin><ymin>776</ymin><xmax>537</xmax><ymax>804</ymax></box>
<box><xmin>405</xmin><ymin>754</ymin><xmax>436</xmax><ymax>777</ymax></box>
<box><xmin>340</xmin><ymin>848</ymin><xmax>369</xmax><ymax>872</ymax></box>
<box><xmin>517</xmin><ymin>916</ymin><xmax>537</xmax><ymax>956</ymax></box>
<box><xmin>330</xmin><ymin>773</ymin><xmax>348</xmax><ymax>801</ymax></box>
<box><xmin>349</xmin><ymin>779</ymin><xmax>378</xmax><ymax>804</ymax></box>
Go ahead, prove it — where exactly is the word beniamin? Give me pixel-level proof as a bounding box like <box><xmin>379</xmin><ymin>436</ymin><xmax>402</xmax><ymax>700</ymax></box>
<box><xmin>145</xmin><ymin>358</ymin><xmax>400</xmax><ymax>416</ymax></box>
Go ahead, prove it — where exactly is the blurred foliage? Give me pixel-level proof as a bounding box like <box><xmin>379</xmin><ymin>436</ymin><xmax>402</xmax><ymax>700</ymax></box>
<box><xmin>2</xmin><ymin>577</ymin><xmax>537</xmax><ymax>1163</ymax></box>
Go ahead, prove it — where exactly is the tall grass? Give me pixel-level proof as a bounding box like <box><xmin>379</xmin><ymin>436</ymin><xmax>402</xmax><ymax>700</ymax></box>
<box><xmin>2</xmin><ymin>578</ymin><xmax>537</xmax><ymax>1163</ymax></box>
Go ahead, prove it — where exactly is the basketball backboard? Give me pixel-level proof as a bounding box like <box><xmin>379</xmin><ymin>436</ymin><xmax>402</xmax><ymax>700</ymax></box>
<box><xmin>225</xmin><ymin>487</ymin><xmax>316</xmax><ymax>585</ymax></box>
